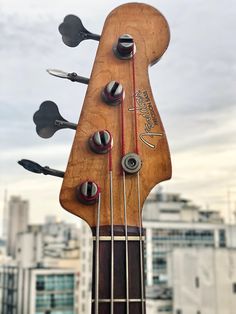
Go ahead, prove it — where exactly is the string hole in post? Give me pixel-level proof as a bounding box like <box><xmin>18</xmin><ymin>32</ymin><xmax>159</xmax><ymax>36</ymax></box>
<box><xmin>113</xmin><ymin>34</ymin><xmax>136</xmax><ymax>60</ymax></box>
<box><xmin>76</xmin><ymin>181</ymin><xmax>100</xmax><ymax>205</ymax></box>
<box><xmin>102</xmin><ymin>80</ymin><xmax>124</xmax><ymax>106</ymax></box>
<box><xmin>89</xmin><ymin>130</ymin><xmax>113</xmax><ymax>154</ymax></box>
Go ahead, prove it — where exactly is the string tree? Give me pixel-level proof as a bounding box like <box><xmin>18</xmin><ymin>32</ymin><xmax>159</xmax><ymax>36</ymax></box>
<box><xmin>121</xmin><ymin>153</ymin><xmax>142</xmax><ymax>174</ymax></box>
<box><xmin>33</xmin><ymin>100</ymin><xmax>77</xmax><ymax>139</ymax></box>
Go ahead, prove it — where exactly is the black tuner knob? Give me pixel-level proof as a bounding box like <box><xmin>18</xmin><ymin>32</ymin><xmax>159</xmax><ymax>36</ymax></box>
<box><xmin>59</xmin><ymin>15</ymin><xmax>101</xmax><ymax>47</ymax></box>
<box><xmin>33</xmin><ymin>101</ymin><xmax>77</xmax><ymax>139</ymax></box>
<box><xmin>18</xmin><ymin>159</ymin><xmax>65</xmax><ymax>178</ymax></box>
<box><xmin>47</xmin><ymin>69</ymin><xmax>89</xmax><ymax>85</ymax></box>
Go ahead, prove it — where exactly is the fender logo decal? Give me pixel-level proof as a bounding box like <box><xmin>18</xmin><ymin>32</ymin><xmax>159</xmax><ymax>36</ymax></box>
<box><xmin>129</xmin><ymin>90</ymin><xmax>163</xmax><ymax>149</ymax></box>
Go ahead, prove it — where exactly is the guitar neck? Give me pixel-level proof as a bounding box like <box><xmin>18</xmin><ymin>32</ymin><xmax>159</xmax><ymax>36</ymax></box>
<box><xmin>91</xmin><ymin>225</ymin><xmax>146</xmax><ymax>314</ymax></box>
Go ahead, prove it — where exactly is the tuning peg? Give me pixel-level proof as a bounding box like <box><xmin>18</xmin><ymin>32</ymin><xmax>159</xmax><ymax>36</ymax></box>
<box><xmin>33</xmin><ymin>101</ymin><xmax>77</xmax><ymax>139</ymax></box>
<box><xmin>18</xmin><ymin>159</ymin><xmax>65</xmax><ymax>178</ymax></box>
<box><xmin>58</xmin><ymin>14</ymin><xmax>100</xmax><ymax>47</ymax></box>
<box><xmin>47</xmin><ymin>69</ymin><xmax>89</xmax><ymax>85</ymax></box>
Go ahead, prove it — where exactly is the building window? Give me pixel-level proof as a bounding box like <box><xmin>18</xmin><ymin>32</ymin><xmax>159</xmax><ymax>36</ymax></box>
<box><xmin>219</xmin><ymin>229</ymin><xmax>226</xmax><ymax>247</ymax></box>
<box><xmin>195</xmin><ymin>276</ymin><xmax>200</xmax><ymax>288</ymax></box>
<box><xmin>232</xmin><ymin>283</ymin><xmax>236</xmax><ymax>293</ymax></box>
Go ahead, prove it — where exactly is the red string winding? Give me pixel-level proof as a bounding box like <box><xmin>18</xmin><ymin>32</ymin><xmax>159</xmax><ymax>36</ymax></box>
<box><xmin>131</xmin><ymin>50</ymin><xmax>139</xmax><ymax>155</ymax></box>
<box><xmin>121</xmin><ymin>97</ymin><xmax>126</xmax><ymax>157</ymax></box>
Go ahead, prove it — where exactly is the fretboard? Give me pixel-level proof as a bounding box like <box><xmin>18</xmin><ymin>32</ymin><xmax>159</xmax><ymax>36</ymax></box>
<box><xmin>91</xmin><ymin>225</ymin><xmax>146</xmax><ymax>314</ymax></box>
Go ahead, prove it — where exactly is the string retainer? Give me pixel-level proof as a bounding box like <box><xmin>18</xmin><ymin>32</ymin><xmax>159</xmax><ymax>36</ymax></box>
<box><xmin>121</xmin><ymin>153</ymin><xmax>142</xmax><ymax>174</ymax></box>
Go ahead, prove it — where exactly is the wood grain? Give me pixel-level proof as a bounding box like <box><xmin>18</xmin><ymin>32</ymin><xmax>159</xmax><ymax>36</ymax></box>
<box><xmin>60</xmin><ymin>3</ymin><xmax>172</xmax><ymax>228</ymax></box>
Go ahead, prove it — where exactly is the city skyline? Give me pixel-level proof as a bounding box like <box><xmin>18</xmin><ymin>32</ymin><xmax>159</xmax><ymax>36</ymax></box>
<box><xmin>0</xmin><ymin>0</ymin><xmax>236</xmax><ymax>224</ymax></box>
<box><xmin>1</xmin><ymin>187</ymin><xmax>235</xmax><ymax>314</ymax></box>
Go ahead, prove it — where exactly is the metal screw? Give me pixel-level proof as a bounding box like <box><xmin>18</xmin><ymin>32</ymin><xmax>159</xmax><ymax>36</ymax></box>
<box><xmin>89</xmin><ymin>130</ymin><xmax>113</xmax><ymax>154</ymax></box>
<box><xmin>113</xmin><ymin>34</ymin><xmax>136</xmax><ymax>60</ymax></box>
<box><xmin>76</xmin><ymin>181</ymin><xmax>99</xmax><ymax>205</ymax></box>
<box><xmin>102</xmin><ymin>81</ymin><xmax>124</xmax><ymax>105</ymax></box>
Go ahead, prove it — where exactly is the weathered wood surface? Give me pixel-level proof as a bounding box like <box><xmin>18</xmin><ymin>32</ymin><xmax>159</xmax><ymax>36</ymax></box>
<box><xmin>60</xmin><ymin>2</ymin><xmax>171</xmax><ymax>228</ymax></box>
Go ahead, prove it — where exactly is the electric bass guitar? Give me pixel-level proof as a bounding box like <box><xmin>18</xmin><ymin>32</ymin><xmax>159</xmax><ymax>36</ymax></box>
<box><xmin>19</xmin><ymin>3</ymin><xmax>172</xmax><ymax>314</ymax></box>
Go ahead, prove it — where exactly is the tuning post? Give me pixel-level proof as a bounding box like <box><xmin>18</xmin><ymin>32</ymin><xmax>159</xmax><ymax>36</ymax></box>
<box><xmin>76</xmin><ymin>181</ymin><xmax>100</xmax><ymax>205</ymax></box>
<box><xmin>33</xmin><ymin>101</ymin><xmax>77</xmax><ymax>139</ymax></box>
<box><xmin>89</xmin><ymin>130</ymin><xmax>113</xmax><ymax>154</ymax></box>
<box><xmin>18</xmin><ymin>159</ymin><xmax>65</xmax><ymax>178</ymax></box>
<box><xmin>47</xmin><ymin>69</ymin><xmax>90</xmax><ymax>85</ymax></box>
<box><xmin>102</xmin><ymin>81</ymin><xmax>124</xmax><ymax>105</ymax></box>
<box><xmin>59</xmin><ymin>15</ymin><xmax>100</xmax><ymax>48</ymax></box>
<box><xmin>113</xmin><ymin>34</ymin><xmax>136</xmax><ymax>60</ymax></box>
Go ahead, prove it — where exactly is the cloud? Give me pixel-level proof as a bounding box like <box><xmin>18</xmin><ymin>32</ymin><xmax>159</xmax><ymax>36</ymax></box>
<box><xmin>0</xmin><ymin>0</ymin><xmax>236</xmax><ymax>223</ymax></box>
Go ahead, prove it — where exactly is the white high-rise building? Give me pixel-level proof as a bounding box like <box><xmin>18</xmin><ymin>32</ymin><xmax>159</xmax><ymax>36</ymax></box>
<box><xmin>78</xmin><ymin>222</ymin><xmax>93</xmax><ymax>314</ymax></box>
<box><xmin>143</xmin><ymin>192</ymin><xmax>236</xmax><ymax>314</ymax></box>
<box><xmin>7</xmin><ymin>196</ymin><xmax>29</xmax><ymax>257</ymax></box>
<box><xmin>168</xmin><ymin>248</ymin><xmax>236</xmax><ymax>314</ymax></box>
<box><xmin>0</xmin><ymin>265</ymin><xmax>78</xmax><ymax>314</ymax></box>
<box><xmin>2</xmin><ymin>190</ymin><xmax>8</xmax><ymax>241</ymax></box>
<box><xmin>16</xmin><ymin>219</ymin><xmax>80</xmax><ymax>270</ymax></box>
<box><xmin>1</xmin><ymin>218</ymin><xmax>81</xmax><ymax>314</ymax></box>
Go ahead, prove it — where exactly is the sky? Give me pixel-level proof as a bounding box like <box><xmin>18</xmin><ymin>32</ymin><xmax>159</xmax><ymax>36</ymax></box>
<box><xmin>0</xmin><ymin>0</ymin><xmax>236</xmax><ymax>226</ymax></box>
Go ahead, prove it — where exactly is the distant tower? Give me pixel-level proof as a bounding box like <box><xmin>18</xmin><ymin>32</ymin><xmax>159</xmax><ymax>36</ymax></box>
<box><xmin>2</xmin><ymin>189</ymin><xmax>8</xmax><ymax>240</ymax></box>
<box><xmin>79</xmin><ymin>222</ymin><xmax>93</xmax><ymax>314</ymax></box>
<box><xmin>7</xmin><ymin>196</ymin><xmax>29</xmax><ymax>257</ymax></box>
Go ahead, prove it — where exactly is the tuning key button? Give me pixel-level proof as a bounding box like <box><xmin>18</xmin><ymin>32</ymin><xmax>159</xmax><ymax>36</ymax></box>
<box><xmin>47</xmin><ymin>69</ymin><xmax>90</xmax><ymax>85</ymax></box>
<box><xmin>59</xmin><ymin>15</ymin><xmax>100</xmax><ymax>48</ymax></box>
<box><xmin>18</xmin><ymin>159</ymin><xmax>65</xmax><ymax>178</ymax></box>
<box><xmin>102</xmin><ymin>81</ymin><xmax>124</xmax><ymax>105</ymax></box>
<box><xmin>113</xmin><ymin>34</ymin><xmax>136</xmax><ymax>60</ymax></box>
<box><xmin>76</xmin><ymin>181</ymin><xmax>100</xmax><ymax>205</ymax></box>
<box><xmin>89</xmin><ymin>130</ymin><xmax>113</xmax><ymax>154</ymax></box>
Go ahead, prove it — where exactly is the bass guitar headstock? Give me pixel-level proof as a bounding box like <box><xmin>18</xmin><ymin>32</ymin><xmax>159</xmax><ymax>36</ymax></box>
<box><xmin>19</xmin><ymin>3</ymin><xmax>171</xmax><ymax>229</ymax></box>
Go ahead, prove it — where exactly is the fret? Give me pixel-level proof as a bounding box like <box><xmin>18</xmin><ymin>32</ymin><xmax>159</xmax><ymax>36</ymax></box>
<box><xmin>91</xmin><ymin>300</ymin><xmax>145</xmax><ymax>314</ymax></box>
<box><xmin>92</xmin><ymin>236</ymin><xmax>145</xmax><ymax>241</ymax></box>
<box><xmin>92</xmin><ymin>298</ymin><xmax>146</xmax><ymax>303</ymax></box>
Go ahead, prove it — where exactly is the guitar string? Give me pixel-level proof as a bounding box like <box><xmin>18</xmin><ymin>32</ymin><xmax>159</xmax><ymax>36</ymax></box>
<box><xmin>137</xmin><ymin>172</ymin><xmax>145</xmax><ymax>312</ymax></box>
<box><xmin>121</xmin><ymin>97</ymin><xmax>126</xmax><ymax>157</ymax></box>
<box><xmin>121</xmin><ymin>96</ymin><xmax>130</xmax><ymax>312</ymax></box>
<box><xmin>132</xmin><ymin>48</ymin><xmax>145</xmax><ymax>312</ymax></box>
<box><xmin>109</xmin><ymin>150</ymin><xmax>114</xmax><ymax>314</ymax></box>
<box><xmin>123</xmin><ymin>169</ymin><xmax>130</xmax><ymax>314</ymax></box>
<box><xmin>131</xmin><ymin>47</ymin><xmax>139</xmax><ymax>155</ymax></box>
<box><xmin>95</xmin><ymin>193</ymin><xmax>101</xmax><ymax>314</ymax></box>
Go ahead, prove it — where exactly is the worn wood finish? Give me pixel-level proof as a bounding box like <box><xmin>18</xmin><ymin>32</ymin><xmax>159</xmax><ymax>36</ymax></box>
<box><xmin>60</xmin><ymin>3</ymin><xmax>171</xmax><ymax>228</ymax></box>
